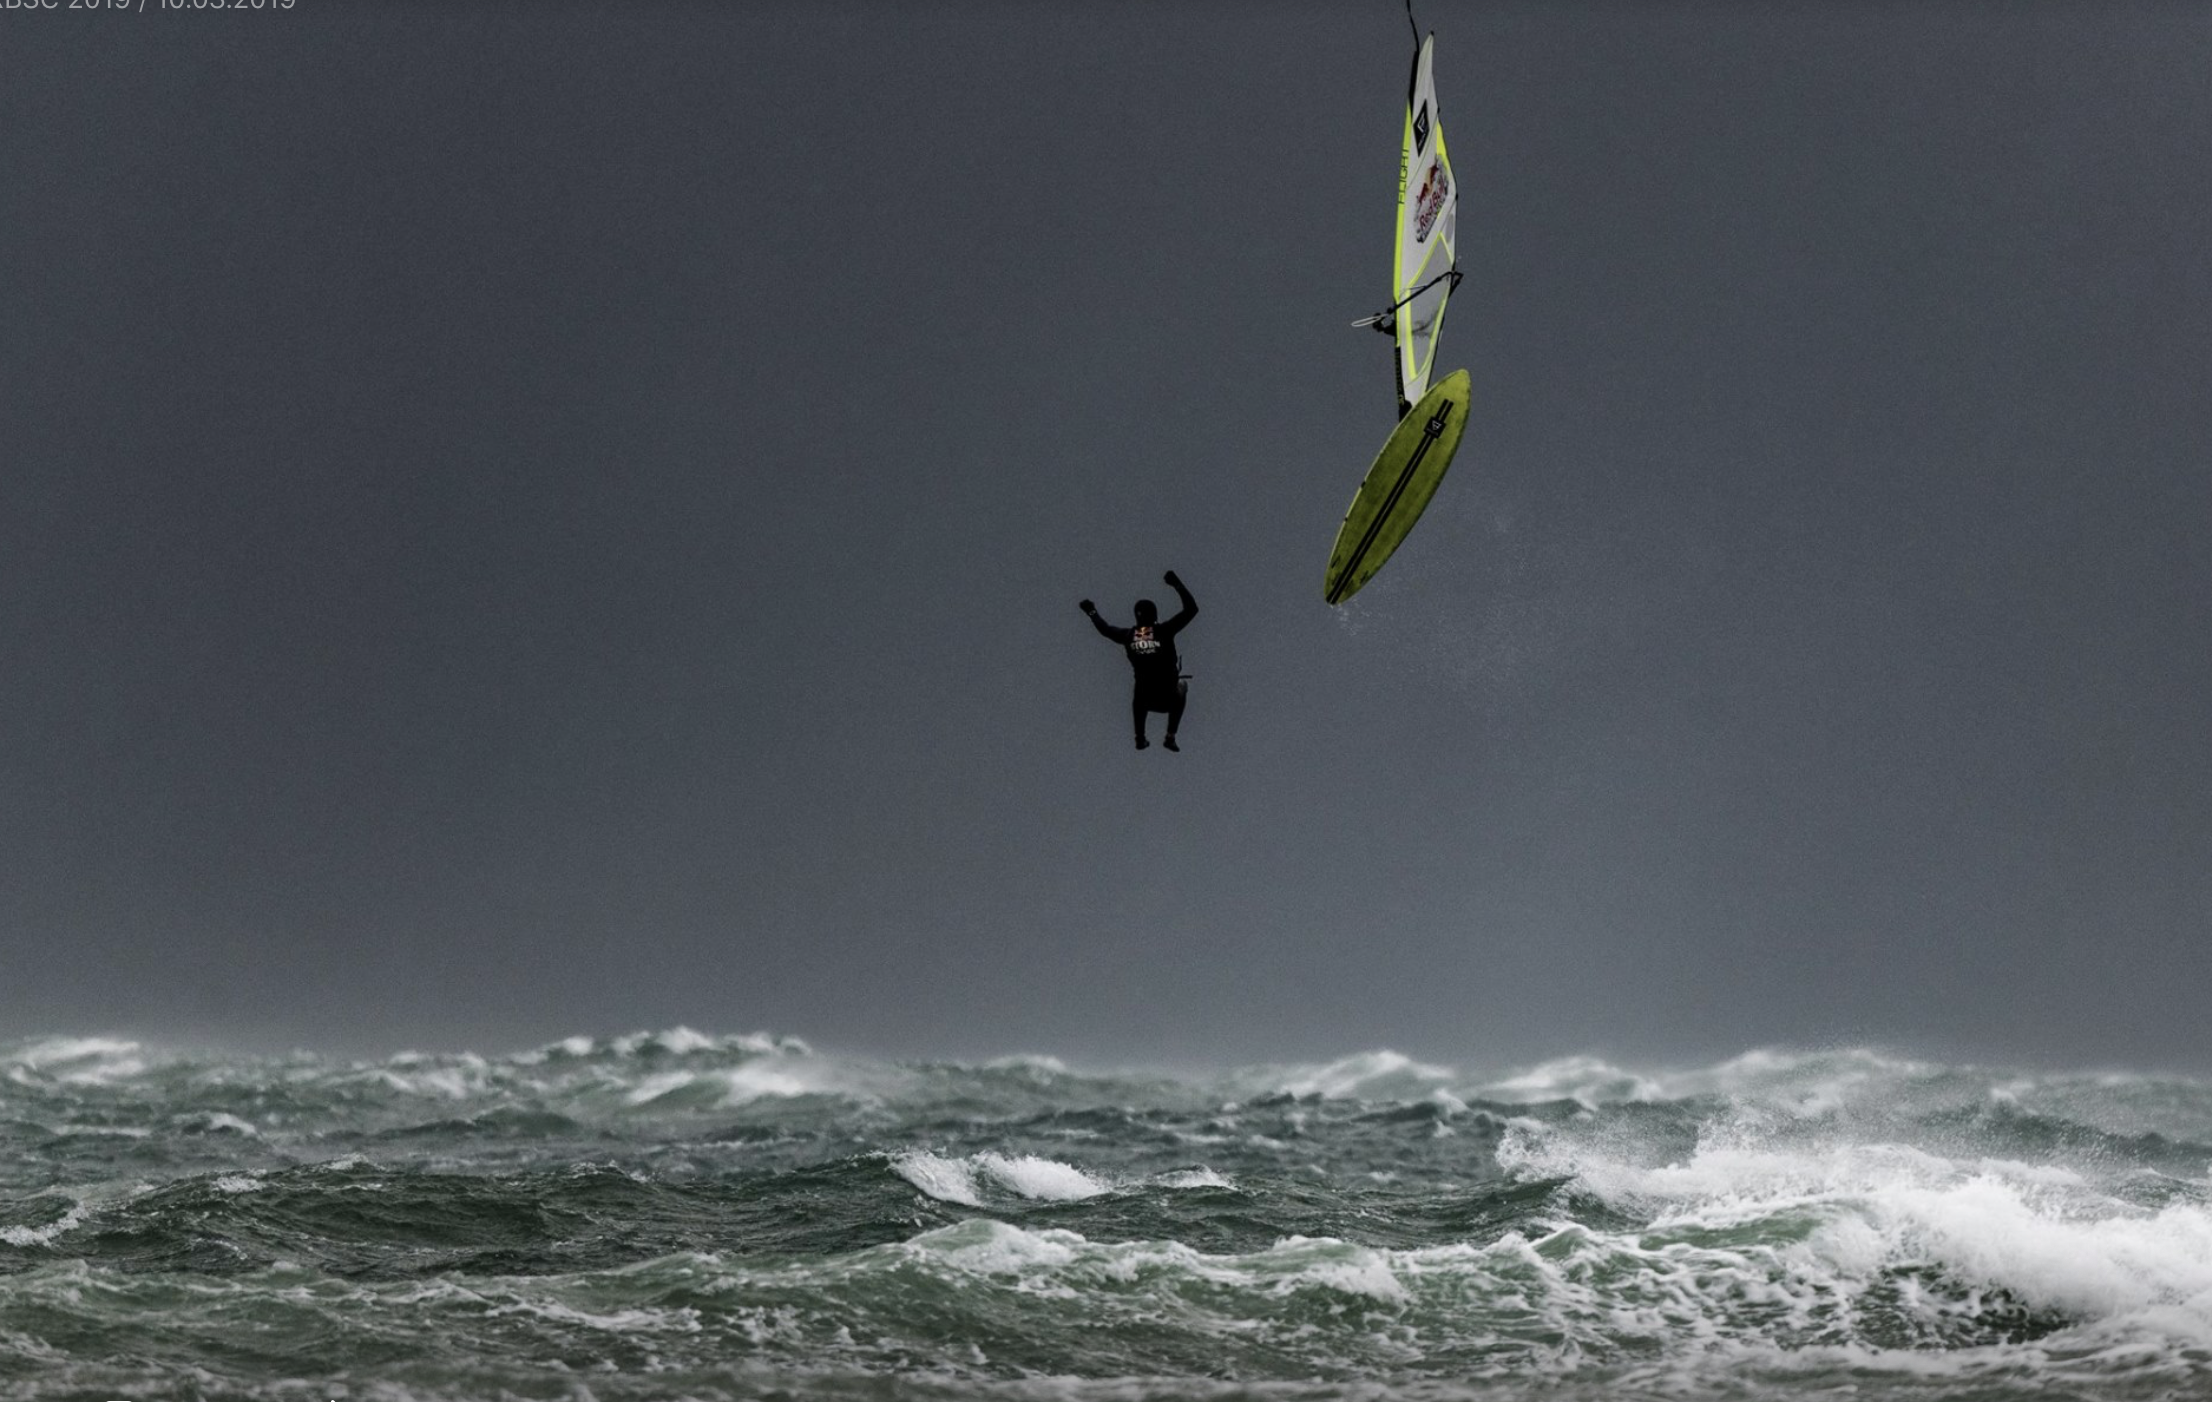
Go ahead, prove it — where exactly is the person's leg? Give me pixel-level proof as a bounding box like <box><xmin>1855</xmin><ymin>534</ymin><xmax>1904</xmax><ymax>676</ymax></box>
<box><xmin>1131</xmin><ymin>690</ymin><xmax>1150</xmax><ymax>749</ymax></box>
<box><xmin>1162</xmin><ymin>680</ymin><xmax>1187</xmax><ymax>750</ymax></box>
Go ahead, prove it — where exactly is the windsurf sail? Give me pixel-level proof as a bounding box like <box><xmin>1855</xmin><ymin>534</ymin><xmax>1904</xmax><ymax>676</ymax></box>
<box><xmin>1376</xmin><ymin>34</ymin><xmax>1461</xmax><ymax>416</ymax></box>
<box><xmin>1325</xmin><ymin>17</ymin><xmax>1470</xmax><ymax>606</ymax></box>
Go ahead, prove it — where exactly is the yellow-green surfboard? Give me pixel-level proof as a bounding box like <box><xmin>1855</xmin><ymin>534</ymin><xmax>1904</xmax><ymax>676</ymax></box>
<box><xmin>1324</xmin><ymin>368</ymin><xmax>1471</xmax><ymax>605</ymax></box>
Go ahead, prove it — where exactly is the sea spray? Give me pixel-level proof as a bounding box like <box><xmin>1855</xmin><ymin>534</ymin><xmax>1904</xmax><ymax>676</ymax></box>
<box><xmin>2</xmin><ymin>1032</ymin><xmax>2208</xmax><ymax>1400</ymax></box>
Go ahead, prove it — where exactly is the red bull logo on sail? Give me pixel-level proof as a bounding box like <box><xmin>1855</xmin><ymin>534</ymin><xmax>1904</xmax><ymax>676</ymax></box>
<box><xmin>1412</xmin><ymin>158</ymin><xmax>1450</xmax><ymax>242</ymax></box>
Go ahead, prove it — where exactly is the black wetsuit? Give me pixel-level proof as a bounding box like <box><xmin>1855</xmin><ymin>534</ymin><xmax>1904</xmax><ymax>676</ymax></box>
<box><xmin>1087</xmin><ymin>577</ymin><xmax>1198</xmax><ymax>742</ymax></box>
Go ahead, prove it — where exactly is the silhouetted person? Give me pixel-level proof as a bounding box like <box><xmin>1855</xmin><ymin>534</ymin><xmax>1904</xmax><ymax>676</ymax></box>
<box><xmin>1081</xmin><ymin>571</ymin><xmax>1198</xmax><ymax>751</ymax></box>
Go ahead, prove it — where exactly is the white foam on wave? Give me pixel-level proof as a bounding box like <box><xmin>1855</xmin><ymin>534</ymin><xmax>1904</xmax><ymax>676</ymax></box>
<box><xmin>176</xmin><ymin>1111</ymin><xmax>258</xmax><ymax>1137</ymax></box>
<box><xmin>2</xmin><ymin>1037</ymin><xmax>148</xmax><ymax>1085</ymax></box>
<box><xmin>619</xmin><ymin>1026</ymin><xmax>724</xmax><ymax>1057</ymax></box>
<box><xmin>1233</xmin><ymin>1042</ymin><xmax>2039</xmax><ymax>1120</ymax></box>
<box><xmin>380</xmin><ymin>1026</ymin><xmax>849</xmax><ymax>1111</ymax></box>
<box><xmin>1982</xmin><ymin>1066</ymin><xmax>2212</xmax><ymax>1146</ymax></box>
<box><xmin>720</xmin><ymin>1060</ymin><xmax>827</xmax><ymax>1104</ymax></box>
<box><xmin>1242</xmin><ymin>1045</ymin><xmax>1935</xmax><ymax>1112</ymax></box>
<box><xmin>980</xmin><ymin>1152</ymin><xmax>1108</xmax><ymax>1201</ymax></box>
<box><xmin>1259</xmin><ymin>1236</ymin><xmax>1412</xmax><ymax>1303</ymax></box>
<box><xmin>1478</xmin><ymin>1054</ymin><xmax>1665</xmax><ymax>1106</ymax></box>
<box><xmin>0</xmin><ymin>1200</ymin><xmax>87</xmax><ymax>1247</ymax></box>
<box><xmin>892</xmin><ymin>1151</ymin><xmax>985</xmax><ymax>1206</ymax></box>
<box><xmin>369</xmin><ymin>1066</ymin><xmax>479</xmax><ymax>1099</ymax></box>
<box><xmin>484</xmin><ymin>1293</ymin><xmax>697</xmax><ymax>1336</ymax></box>
<box><xmin>1473</xmin><ymin>1046</ymin><xmax>1938</xmax><ymax>1111</ymax></box>
<box><xmin>618</xmin><ymin>1070</ymin><xmax>698</xmax><ymax>1106</ymax></box>
<box><xmin>1269</xmin><ymin>1050</ymin><xmax>1456</xmax><ymax>1100</ymax></box>
<box><xmin>1500</xmin><ymin>1112</ymin><xmax>2212</xmax><ymax>1347</ymax></box>
<box><xmin>1896</xmin><ymin>1176</ymin><xmax>2212</xmax><ymax>1329</ymax></box>
<box><xmin>607</xmin><ymin>1027</ymin><xmax>807</xmax><ymax>1059</ymax></box>
<box><xmin>354</xmin><ymin>1051</ymin><xmax>491</xmax><ymax>1101</ymax></box>
<box><xmin>513</xmin><ymin>1027</ymin><xmax>810</xmax><ymax>1067</ymax></box>
<box><xmin>1297</xmin><ymin>1253</ymin><xmax>1409</xmax><ymax>1304</ymax></box>
<box><xmin>909</xmin><ymin>1218</ymin><xmax>1087</xmax><ymax>1276</ymax></box>
<box><xmin>981</xmin><ymin>1053</ymin><xmax>1070</xmax><ymax>1074</ymax></box>
<box><xmin>619</xmin><ymin>1051</ymin><xmax>863</xmax><ymax>1108</ymax></box>
<box><xmin>514</xmin><ymin>1035</ymin><xmax>599</xmax><ymax>1064</ymax></box>
<box><xmin>1680</xmin><ymin>1047</ymin><xmax>1945</xmax><ymax>1118</ymax></box>
<box><xmin>895</xmin><ymin>1219</ymin><xmax>1424</xmax><ymax>1311</ymax></box>
<box><xmin>890</xmin><ymin>1151</ymin><xmax>1111</xmax><ymax>1206</ymax></box>
<box><xmin>631</xmin><ymin>1205</ymin><xmax>2210</xmax><ymax>1388</ymax></box>
<box><xmin>1154</xmin><ymin>1167</ymin><xmax>1233</xmax><ymax>1190</ymax></box>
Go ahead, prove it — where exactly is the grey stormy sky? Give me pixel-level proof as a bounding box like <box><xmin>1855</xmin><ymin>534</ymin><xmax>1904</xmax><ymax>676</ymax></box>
<box><xmin>2</xmin><ymin>1</ymin><xmax>2208</xmax><ymax>1069</ymax></box>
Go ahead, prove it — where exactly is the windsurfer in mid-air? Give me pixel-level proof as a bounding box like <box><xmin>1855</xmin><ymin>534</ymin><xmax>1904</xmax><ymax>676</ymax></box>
<box><xmin>1080</xmin><ymin>571</ymin><xmax>1198</xmax><ymax>751</ymax></box>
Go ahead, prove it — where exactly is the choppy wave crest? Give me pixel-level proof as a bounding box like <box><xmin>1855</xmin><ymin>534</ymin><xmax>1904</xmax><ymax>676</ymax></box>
<box><xmin>2</xmin><ymin>1031</ymin><xmax>2208</xmax><ymax>1400</ymax></box>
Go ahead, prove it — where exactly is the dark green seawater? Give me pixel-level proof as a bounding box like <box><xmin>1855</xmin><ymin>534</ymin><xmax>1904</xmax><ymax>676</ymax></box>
<box><xmin>3</xmin><ymin>1032</ymin><xmax>2208</xmax><ymax>1400</ymax></box>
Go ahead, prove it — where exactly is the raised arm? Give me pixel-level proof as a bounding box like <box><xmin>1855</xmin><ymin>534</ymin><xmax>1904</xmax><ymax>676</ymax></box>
<box><xmin>1080</xmin><ymin>599</ymin><xmax>1130</xmax><ymax>644</ymax></box>
<box><xmin>1160</xmin><ymin>570</ymin><xmax>1198</xmax><ymax>635</ymax></box>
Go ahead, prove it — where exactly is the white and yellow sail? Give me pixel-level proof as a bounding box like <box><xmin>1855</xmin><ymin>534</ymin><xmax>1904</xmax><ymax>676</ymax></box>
<box><xmin>1325</xmin><ymin>28</ymin><xmax>1469</xmax><ymax>606</ymax></box>
<box><xmin>1392</xmin><ymin>35</ymin><xmax>1459</xmax><ymax>414</ymax></box>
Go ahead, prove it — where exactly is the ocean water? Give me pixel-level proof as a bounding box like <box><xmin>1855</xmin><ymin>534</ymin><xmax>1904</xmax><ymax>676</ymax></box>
<box><xmin>2</xmin><ymin>1033</ymin><xmax>2208</xmax><ymax>1401</ymax></box>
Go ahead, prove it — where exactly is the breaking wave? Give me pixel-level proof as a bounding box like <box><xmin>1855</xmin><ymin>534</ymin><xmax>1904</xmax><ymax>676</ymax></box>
<box><xmin>1</xmin><ymin>1030</ymin><xmax>2207</xmax><ymax>1400</ymax></box>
